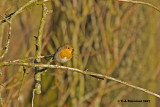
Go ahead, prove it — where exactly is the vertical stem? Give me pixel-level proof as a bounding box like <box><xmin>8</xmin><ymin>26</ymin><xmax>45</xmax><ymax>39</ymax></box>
<box><xmin>0</xmin><ymin>22</ymin><xmax>11</xmax><ymax>59</ymax></box>
<box><xmin>34</xmin><ymin>3</ymin><xmax>48</xmax><ymax>94</ymax></box>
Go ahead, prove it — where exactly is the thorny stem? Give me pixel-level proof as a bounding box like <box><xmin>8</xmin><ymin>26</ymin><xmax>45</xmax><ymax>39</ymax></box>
<box><xmin>0</xmin><ymin>62</ymin><xmax>160</xmax><ymax>99</ymax></box>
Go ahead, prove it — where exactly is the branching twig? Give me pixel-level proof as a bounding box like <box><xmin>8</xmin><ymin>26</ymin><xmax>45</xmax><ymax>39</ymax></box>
<box><xmin>0</xmin><ymin>0</ymin><xmax>37</xmax><ymax>24</ymax></box>
<box><xmin>0</xmin><ymin>0</ymin><xmax>37</xmax><ymax>59</ymax></box>
<box><xmin>0</xmin><ymin>61</ymin><xmax>160</xmax><ymax>98</ymax></box>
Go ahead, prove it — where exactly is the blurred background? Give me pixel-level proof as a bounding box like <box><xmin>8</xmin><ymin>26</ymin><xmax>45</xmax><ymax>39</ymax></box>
<box><xmin>0</xmin><ymin>0</ymin><xmax>160</xmax><ymax>107</ymax></box>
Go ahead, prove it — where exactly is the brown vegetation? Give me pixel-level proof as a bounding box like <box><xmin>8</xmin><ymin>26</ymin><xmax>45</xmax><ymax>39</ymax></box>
<box><xmin>0</xmin><ymin>0</ymin><xmax>160</xmax><ymax>107</ymax></box>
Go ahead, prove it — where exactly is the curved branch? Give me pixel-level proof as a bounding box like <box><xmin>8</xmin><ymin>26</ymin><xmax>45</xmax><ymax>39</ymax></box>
<box><xmin>119</xmin><ymin>0</ymin><xmax>160</xmax><ymax>13</ymax></box>
<box><xmin>0</xmin><ymin>61</ymin><xmax>160</xmax><ymax>98</ymax></box>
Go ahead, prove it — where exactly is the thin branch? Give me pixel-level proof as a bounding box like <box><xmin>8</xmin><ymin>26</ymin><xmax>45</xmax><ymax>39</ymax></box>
<box><xmin>0</xmin><ymin>14</ymin><xmax>11</xmax><ymax>24</ymax></box>
<box><xmin>12</xmin><ymin>55</ymin><xmax>54</xmax><ymax>62</ymax></box>
<box><xmin>0</xmin><ymin>23</ymin><xmax>11</xmax><ymax>59</ymax></box>
<box><xmin>0</xmin><ymin>0</ymin><xmax>37</xmax><ymax>24</ymax></box>
<box><xmin>119</xmin><ymin>0</ymin><xmax>160</xmax><ymax>13</ymax></box>
<box><xmin>0</xmin><ymin>61</ymin><xmax>160</xmax><ymax>98</ymax></box>
<box><xmin>32</xmin><ymin>89</ymin><xmax>35</xmax><ymax>107</ymax></box>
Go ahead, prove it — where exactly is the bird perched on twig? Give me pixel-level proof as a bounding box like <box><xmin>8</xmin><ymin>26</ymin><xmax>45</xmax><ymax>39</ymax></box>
<box><xmin>53</xmin><ymin>45</ymin><xmax>74</xmax><ymax>63</ymax></box>
<box><xmin>40</xmin><ymin>45</ymin><xmax>73</xmax><ymax>72</ymax></box>
<box><xmin>44</xmin><ymin>45</ymin><xmax>104</xmax><ymax>80</ymax></box>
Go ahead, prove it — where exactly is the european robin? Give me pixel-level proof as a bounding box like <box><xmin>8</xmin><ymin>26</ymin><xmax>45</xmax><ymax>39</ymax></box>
<box><xmin>44</xmin><ymin>45</ymin><xmax>103</xmax><ymax>80</ymax></box>
<box><xmin>53</xmin><ymin>45</ymin><xmax>74</xmax><ymax>63</ymax></box>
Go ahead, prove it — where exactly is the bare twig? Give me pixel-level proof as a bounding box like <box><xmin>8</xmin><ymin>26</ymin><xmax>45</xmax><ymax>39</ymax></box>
<box><xmin>119</xmin><ymin>0</ymin><xmax>160</xmax><ymax>13</ymax></box>
<box><xmin>32</xmin><ymin>89</ymin><xmax>35</xmax><ymax>107</ymax></box>
<box><xmin>12</xmin><ymin>55</ymin><xmax>54</xmax><ymax>62</ymax></box>
<box><xmin>0</xmin><ymin>0</ymin><xmax>37</xmax><ymax>24</ymax></box>
<box><xmin>0</xmin><ymin>23</ymin><xmax>11</xmax><ymax>59</ymax></box>
<box><xmin>0</xmin><ymin>61</ymin><xmax>160</xmax><ymax>98</ymax></box>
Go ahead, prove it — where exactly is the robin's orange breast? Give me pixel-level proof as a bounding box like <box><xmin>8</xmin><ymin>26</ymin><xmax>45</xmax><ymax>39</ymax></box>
<box><xmin>59</xmin><ymin>48</ymin><xmax>72</xmax><ymax>59</ymax></box>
